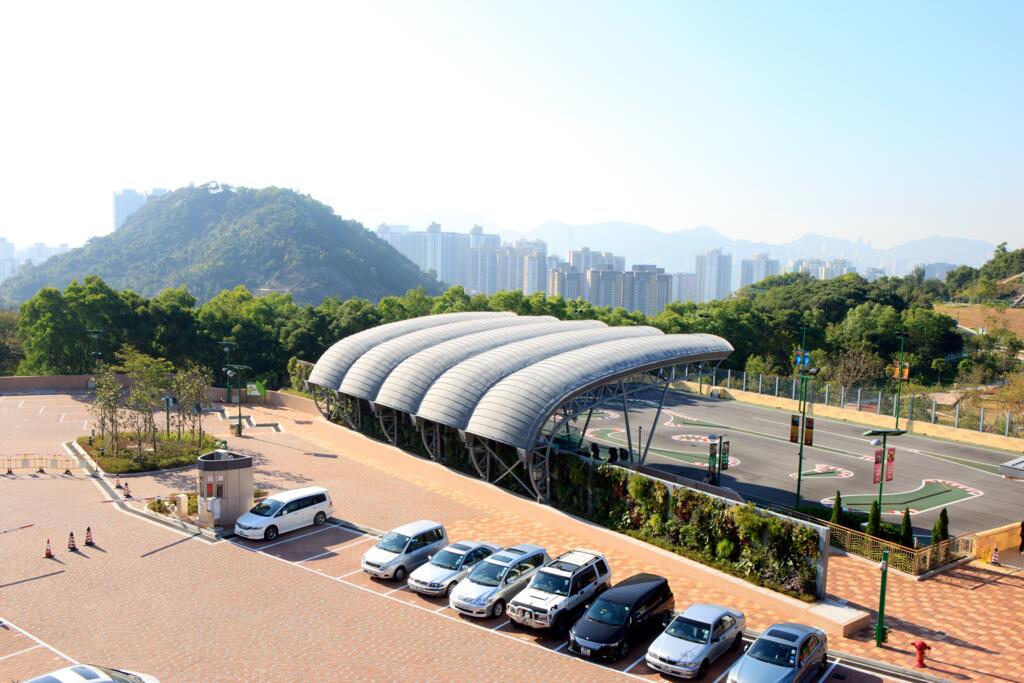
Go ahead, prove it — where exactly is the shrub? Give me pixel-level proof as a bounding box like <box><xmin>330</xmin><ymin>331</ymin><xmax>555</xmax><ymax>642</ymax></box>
<box><xmin>830</xmin><ymin>491</ymin><xmax>842</xmax><ymax>525</ymax></box>
<box><xmin>866</xmin><ymin>500</ymin><xmax>882</xmax><ymax>537</ymax></box>
<box><xmin>899</xmin><ymin>507</ymin><xmax>914</xmax><ymax>547</ymax></box>
<box><xmin>716</xmin><ymin>538</ymin><xmax>736</xmax><ymax>561</ymax></box>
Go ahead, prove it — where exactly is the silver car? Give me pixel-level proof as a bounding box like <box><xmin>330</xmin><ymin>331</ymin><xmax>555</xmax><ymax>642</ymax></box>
<box><xmin>407</xmin><ymin>540</ymin><xmax>500</xmax><ymax>597</ymax></box>
<box><xmin>361</xmin><ymin>519</ymin><xmax>448</xmax><ymax>581</ymax></box>
<box><xmin>646</xmin><ymin>604</ymin><xmax>746</xmax><ymax>679</ymax></box>
<box><xmin>449</xmin><ymin>544</ymin><xmax>549</xmax><ymax>619</ymax></box>
<box><xmin>727</xmin><ymin>623</ymin><xmax>827</xmax><ymax>683</ymax></box>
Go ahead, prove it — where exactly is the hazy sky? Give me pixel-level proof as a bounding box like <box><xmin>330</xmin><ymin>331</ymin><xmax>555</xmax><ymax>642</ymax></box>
<box><xmin>1</xmin><ymin>0</ymin><xmax>1020</xmax><ymax>249</ymax></box>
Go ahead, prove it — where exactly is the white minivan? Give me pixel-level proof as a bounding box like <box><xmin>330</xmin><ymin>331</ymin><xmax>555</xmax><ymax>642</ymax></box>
<box><xmin>234</xmin><ymin>487</ymin><xmax>333</xmax><ymax>541</ymax></box>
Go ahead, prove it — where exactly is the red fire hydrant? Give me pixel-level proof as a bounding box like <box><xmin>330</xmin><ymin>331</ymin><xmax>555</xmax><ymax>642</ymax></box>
<box><xmin>910</xmin><ymin>640</ymin><xmax>931</xmax><ymax>668</ymax></box>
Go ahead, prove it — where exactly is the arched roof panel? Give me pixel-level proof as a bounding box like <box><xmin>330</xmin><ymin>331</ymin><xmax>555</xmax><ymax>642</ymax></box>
<box><xmin>465</xmin><ymin>334</ymin><xmax>733</xmax><ymax>450</ymax></box>
<box><xmin>307</xmin><ymin>312</ymin><xmax>512</xmax><ymax>390</ymax></box>
<box><xmin>340</xmin><ymin>315</ymin><xmax>557</xmax><ymax>401</ymax></box>
<box><xmin>374</xmin><ymin>320</ymin><xmax>607</xmax><ymax>415</ymax></box>
<box><xmin>416</xmin><ymin>326</ymin><xmax>663</xmax><ymax>431</ymax></box>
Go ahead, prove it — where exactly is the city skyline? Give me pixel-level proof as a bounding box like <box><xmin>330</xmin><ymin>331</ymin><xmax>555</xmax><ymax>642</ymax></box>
<box><xmin>1</xmin><ymin>1</ymin><xmax>1021</xmax><ymax>250</ymax></box>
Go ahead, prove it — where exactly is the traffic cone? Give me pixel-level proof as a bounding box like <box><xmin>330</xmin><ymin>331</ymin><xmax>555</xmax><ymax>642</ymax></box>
<box><xmin>44</xmin><ymin>539</ymin><xmax>53</xmax><ymax>559</ymax></box>
<box><xmin>123</xmin><ymin>483</ymin><xmax>132</xmax><ymax>499</ymax></box>
<box><xmin>114</xmin><ymin>475</ymin><xmax>122</xmax><ymax>489</ymax></box>
<box><xmin>85</xmin><ymin>527</ymin><xmax>94</xmax><ymax>546</ymax></box>
<box><xmin>67</xmin><ymin>532</ymin><xmax>77</xmax><ymax>552</ymax></box>
<box><xmin>991</xmin><ymin>546</ymin><xmax>1000</xmax><ymax>565</ymax></box>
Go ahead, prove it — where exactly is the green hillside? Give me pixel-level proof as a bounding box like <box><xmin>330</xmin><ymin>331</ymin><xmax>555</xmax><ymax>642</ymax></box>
<box><xmin>0</xmin><ymin>184</ymin><xmax>442</xmax><ymax>304</ymax></box>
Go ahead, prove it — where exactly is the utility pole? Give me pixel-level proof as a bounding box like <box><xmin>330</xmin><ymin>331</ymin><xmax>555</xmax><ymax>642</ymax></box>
<box><xmin>224</xmin><ymin>364</ymin><xmax>250</xmax><ymax>437</ymax></box>
<box><xmin>865</xmin><ymin>428</ymin><xmax>905</xmax><ymax>514</ymax></box>
<box><xmin>894</xmin><ymin>331</ymin><xmax>908</xmax><ymax>429</ymax></box>
<box><xmin>221</xmin><ymin>340</ymin><xmax>237</xmax><ymax>405</ymax></box>
<box><xmin>793</xmin><ymin>325</ymin><xmax>817</xmax><ymax>509</ymax></box>
<box><xmin>875</xmin><ymin>548</ymin><xmax>890</xmax><ymax>646</ymax></box>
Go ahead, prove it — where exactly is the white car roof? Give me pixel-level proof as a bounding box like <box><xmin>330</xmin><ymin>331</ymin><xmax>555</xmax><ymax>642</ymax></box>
<box><xmin>446</xmin><ymin>540</ymin><xmax>497</xmax><ymax>554</ymax></box>
<box><xmin>264</xmin><ymin>486</ymin><xmax>329</xmax><ymax>503</ymax></box>
<box><xmin>390</xmin><ymin>519</ymin><xmax>443</xmax><ymax>536</ymax></box>
<box><xmin>24</xmin><ymin>666</ymin><xmax>122</xmax><ymax>683</ymax></box>
<box><xmin>555</xmin><ymin>549</ymin><xmax>602</xmax><ymax>567</ymax></box>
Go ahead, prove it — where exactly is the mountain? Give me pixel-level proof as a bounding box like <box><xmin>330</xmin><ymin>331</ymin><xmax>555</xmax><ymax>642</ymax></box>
<box><xmin>0</xmin><ymin>184</ymin><xmax>442</xmax><ymax>305</ymax></box>
<box><xmin>509</xmin><ymin>221</ymin><xmax>997</xmax><ymax>275</ymax></box>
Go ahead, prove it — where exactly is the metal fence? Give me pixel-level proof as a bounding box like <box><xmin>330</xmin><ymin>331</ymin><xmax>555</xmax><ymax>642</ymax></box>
<box><xmin>2</xmin><ymin>456</ymin><xmax>81</xmax><ymax>475</ymax></box>
<box><xmin>688</xmin><ymin>368</ymin><xmax>1021</xmax><ymax>440</ymax></box>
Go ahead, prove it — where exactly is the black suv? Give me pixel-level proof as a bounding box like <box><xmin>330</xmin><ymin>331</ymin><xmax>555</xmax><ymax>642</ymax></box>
<box><xmin>567</xmin><ymin>573</ymin><xmax>674</xmax><ymax>661</ymax></box>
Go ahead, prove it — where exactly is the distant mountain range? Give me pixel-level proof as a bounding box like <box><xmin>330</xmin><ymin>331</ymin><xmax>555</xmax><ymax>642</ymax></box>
<box><xmin>0</xmin><ymin>184</ymin><xmax>442</xmax><ymax>305</ymax></box>
<box><xmin>501</xmin><ymin>221</ymin><xmax>997</xmax><ymax>276</ymax></box>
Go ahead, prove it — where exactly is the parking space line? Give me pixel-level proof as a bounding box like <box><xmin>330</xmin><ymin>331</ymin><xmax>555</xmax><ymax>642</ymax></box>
<box><xmin>256</xmin><ymin>524</ymin><xmax>339</xmax><ymax>551</ymax></box>
<box><xmin>492</xmin><ymin>619</ymin><xmax>510</xmax><ymax>631</ymax></box>
<box><xmin>817</xmin><ymin>658</ymin><xmax>839</xmax><ymax>681</ymax></box>
<box><xmin>335</xmin><ymin>568</ymin><xmax>364</xmax><ymax>579</ymax></box>
<box><xmin>433</xmin><ymin>605</ymin><xmax>449</xmax><ymax>613</ymax></box>
<box><xmin>711</xmin><ymin>669</ymin><xmax>730</xmax><ymax>683</ymax></box>
<box><xmin>553</xmin><ymin>640</ymin><xmax>569</xmax><ymax>652</ymax></box>
<box><xmin>0</xmin><ymin>617</ymin><xmax>78</xmax><ymax>665</ymax></box>
<box><xmin>623</xmin><ymin>654</ymin><xmax>646</xmax><ymax>672</ymax></box>
<box><xmin>0</xmin><ymin>644</ymin><xmax>42</xmax><ymax>662</ymax></box>
<box><xmin>298</xmin><ymin>535</ymin><xmax>375</xmax><ymax>563</ymax></box>
<box><xmin>385</xmin><ymin>585</ymin><xmax>408</xmax><ymax>595</ymax></box>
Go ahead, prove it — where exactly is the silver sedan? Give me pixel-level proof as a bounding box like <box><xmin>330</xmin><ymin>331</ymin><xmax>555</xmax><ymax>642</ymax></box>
<box><xmin>646</xmin><ymin>604</ymin><xmax>746</xmax><ymax>679</ymax></box>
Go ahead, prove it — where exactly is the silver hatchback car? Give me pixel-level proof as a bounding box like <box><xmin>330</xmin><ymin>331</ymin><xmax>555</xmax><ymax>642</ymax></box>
<box><xmin>407</xmin><ymin>540</ymin><xmax>500</xmax><ymax>597</ymax></box>
<box><xmin>646</xmin><ymin>604</ymin><xmax>746</xmax><ymax>679</ymax></box>
<box><xmin>727</xmin><ymin>623</ymin><xmax>827</xmax><ymax>683</ymax></box>
<box><xmin>449</xmin><ymin>544</ymin><xmax>549</xmax><ymax>619</ymax></box>
<box><xmin>361</xmin><ymin>520</ymin><xmax>448</xmax><ymax>581</ymax></box>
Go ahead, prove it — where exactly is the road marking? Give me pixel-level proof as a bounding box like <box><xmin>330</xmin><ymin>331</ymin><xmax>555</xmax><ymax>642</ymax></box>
<box><xmin>335</xmin><ymin>568</ymin><xmax>364</xmax><ymax>579</ymax></box>
<box><xmin>256</xmin><ymin>523</ymin><xmax>340</xmax><ymax>551</ymax></box>
<box><xmin>712</xmin><ymin>669</ymin><xmax>730</xmax><ymax>683</ymax></box>
<box><xmin>433</xmin><ymin>604</ymin><xmax>449</xmax><ymax>613</ymax></box>
<box><xmin>0</xmin><ymin>617</ymin><xmax>78</xmax><ymax>665</ymax></box>
<box><xmin>492</xmin><ymin>619</ymin><xmax>511</xmax><ymax>630</ymax></box>
<box><xmin>385</xmin><ymin>585</ymin><xmax>408</xmax><ymax>595</ymax></box>
<box><xmin>297</xmin><ymin>535</ymin><xmax>374</xmax><ymax>562</ymax></box>
<box><xmin>623</xmin><ymin>654</ymin><xmax>646</xmax><ymax>672</ymax></box>
<box><xmin>553</xmin><ymin>640</ymin><xmax>569</xmax><ymax>652</ymax></box>
<box><xmin>0</xmin><ymin>644</ymin><xmax>42</xmax><ymax>662</ymax></box>
<box><xmin>817</xmin><ymin>657</ymin><xmax>839</xmax><ymax>681</ymax></box>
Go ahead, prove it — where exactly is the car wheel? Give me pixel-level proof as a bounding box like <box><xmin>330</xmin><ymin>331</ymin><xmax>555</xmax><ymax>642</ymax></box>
<box><xmin>393</xmin><ymin>566</ymin><xmax>407</xmax><ymax>582</ymax></box>
<box><xmin>264</xmin><ymin>525</ymin><xmax>278</xmax><ymax>541</ymax></box>
<box><xmin>313</xmin><ymin>511</ymin><xmax>326</xmax><ymax>526</ymax></box>
<box><xmin>491</xmin><ymin>599</ymin><xmax>505</xmax><ymax>618</ymax></box>
<box><xmin>731</xmin><ymin>633</ymin><xmax>743</xmax><ymax>650</ymax></box>
<box><xmin>696</xmin><ymin>659</ymin><xmax>709</xmax><ymax>680</ymax></box>
<box><xmin>445</xmin><ymin>582</ymin><xmax>456</xmax><ymax>597</ymax></box>
<box><xmin>551</xmin><ymin>614</ymin><xmax>567</xmax><ymax>636</ymax></box>
<box><xmin>616</xmin><ymin>641</ymin><xmax>629</xmax><ymax>660</ymax></box>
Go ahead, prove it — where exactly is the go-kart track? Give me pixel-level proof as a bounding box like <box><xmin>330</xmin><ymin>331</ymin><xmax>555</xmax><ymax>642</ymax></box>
<box><xmin>584</xmin><ymin>389</ymin><xmax>1021</xmax><ymax>537</ymax></box>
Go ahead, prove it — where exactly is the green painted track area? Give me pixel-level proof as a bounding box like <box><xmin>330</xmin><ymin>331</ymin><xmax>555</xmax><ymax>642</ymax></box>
<box><xmin>822</xmin><ymin>479</ymin><xmax>983</xmax><ymax>515</ymax></box>
<box><xmin>789</xmin><ymin>464</ymin><xmax>852</xmax><ymax>480</ymax></box>
<box><xmin>584</xmin><ymin>427</ymin><xmax>739</xmax><ymax>469</ymax></box>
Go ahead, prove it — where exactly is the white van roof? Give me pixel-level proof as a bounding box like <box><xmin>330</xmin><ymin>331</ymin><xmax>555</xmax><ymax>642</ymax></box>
<box><xmin>391</xmin><ymin>519</ymin><xmax>443</xmax><ymax>536</ymax></box>
<box><xmin>265</xmin><ymin>486</ymin><xmax>329</xmax><ymax>503</ymax></box>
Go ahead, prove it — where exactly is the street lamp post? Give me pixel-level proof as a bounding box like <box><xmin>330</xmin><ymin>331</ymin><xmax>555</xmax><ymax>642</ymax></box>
<box><xmin>875</xmin><ymin>547</ymin><xmax>890</xmax><ymax>646</ymax></box>
<box><xmin>224</xmin><ymin>364</ymin><xmax>250</xmax><ymax>437</ymax></box>
<box><xmin>221</xmin><ymin>340</ymin><xmax>237</xmax><ymax>405</ymax></box>
<box><xmin>865</xmin><ymin>428</ymin><xmax>906</xmax><ymax>514</ymax></box>
<box><xmin>893</xmin><ymin>331</ymin><xmax>909</xmax><ymax>429</ymax></box>
<box><xmin>793</xmin><ymin>325</ymin><xmax>818</xmax><ymax>509</ymax></box>
<box><xmin>86</xmin><ymin>328</ymin><xmax>103</xmax><ymax>367</ymax></box>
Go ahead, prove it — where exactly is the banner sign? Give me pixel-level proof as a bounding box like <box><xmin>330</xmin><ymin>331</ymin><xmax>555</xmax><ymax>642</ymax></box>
<box><xmin>885</xmin><ymin>447</ymin><xmax>896</xmax><ymax>482</ymax></box>
<box><xmin>803</xmin><ymin>417</ymin><xmax>814</xmax><ymax>447</ymax></box>
<box><xmin>720</xmin><ymin>441</ymin><xmax>730</xmax><ymax>470</ymax></box>
<box><xmin>873</xmin><ymin>448</ymin><xmax>884</xmax><ymax>485</ymax></box>
<box><xmin>247</xmin><ymin>380</ymin><xmax>266</xmax><ymax>397</ymax></box>
<box><xmin>789</xmin><ymin>415</ymin><xmax>800</xmax><ymax>443</ymax></box>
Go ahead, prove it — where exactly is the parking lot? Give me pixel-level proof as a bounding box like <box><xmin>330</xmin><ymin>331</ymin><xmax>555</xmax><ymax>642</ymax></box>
<box><xmin>223</xmin><ymin>520</ymin><xmax>907</xmax><ymax>683</ymax></box>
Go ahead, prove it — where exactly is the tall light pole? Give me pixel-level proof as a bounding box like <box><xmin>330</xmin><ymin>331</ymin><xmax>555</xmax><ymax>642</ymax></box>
<box><xmin>86</xmin><ymin>328</ymin><xmax>104</xmax><ymax>367</ymax></box>
<box><xmin>875</xmin><ymin>547</ymin><xmax>890</xmax><ymax>646</ymax></box>
<box><xmin>221</xmin><ymin>340</ymin><xmax>237</xmax><ymax>405</ymax></box>
<box><xmin>865</xmin><ymin>428</ymin><xmax>905</xmax><ymax>514</ymax></box>
<box><xmin>224</xmin><ymin>363</ymin><xmax>250</xmax><ymax>437</ymax></box>
<box><xmin>793</xmin><ymin>325</ymin><xmax>817</xmax><ymax>509</ymax></box>
<box><xmin>893</xmin><ymin>331</ymin><xmax>909</xmax><ymax>429</ymax></box>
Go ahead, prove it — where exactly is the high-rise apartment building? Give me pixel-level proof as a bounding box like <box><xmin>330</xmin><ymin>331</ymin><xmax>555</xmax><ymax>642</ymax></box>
<box><xmin>739</xmin><ymin>253</ymin><xmax>780</xmax><ymax>288</ymax></box>
<box><xmin>377</xmin><ymin>222</ymin><xmax>504</xmax><ymax>294</ymax></box>
<box><xmin>671</xmin><ymin>272</ymin><xmax>698</xmax><ymax>303</ymax></box>
<box><xmin>695</xmin><ymin>249</ymin><xmax>732</xmax><ymax>303</ymax></box>
<box><xmin>113</xmin><ymin>188</ymin><xmax>167</xmax><ymax>230</ymax></box>
<box><xmin>864</xmin><ymin>266</ymin><xmax>886</xmax><ymax>282</ymax></box>
<box><xmin>622</xmin><ymin>265</ymin><xmax>672</xmax><ymax>317</ymax></box>
<box><xmin>587</xmin><ymin>264</ymin><xmax>624</xmax><ymax>309</ymax></box>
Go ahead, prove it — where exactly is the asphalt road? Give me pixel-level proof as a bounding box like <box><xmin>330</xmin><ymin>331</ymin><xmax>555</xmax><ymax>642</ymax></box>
<box><xmin>586</xmin><ymin>390</ymin><xmax>1023</xmax><ymax>537</ymax></box>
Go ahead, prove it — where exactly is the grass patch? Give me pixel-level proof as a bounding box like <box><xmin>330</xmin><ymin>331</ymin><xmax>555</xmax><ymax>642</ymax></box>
<box><xmin>77</xmin><ymin>432</ymin><xmax>220</xmax><ymax>474</ymax></box>
<box><xmin>147</xmin><ymin>487</ymin><xmax>270</xmax><ymax>517</ymax></box>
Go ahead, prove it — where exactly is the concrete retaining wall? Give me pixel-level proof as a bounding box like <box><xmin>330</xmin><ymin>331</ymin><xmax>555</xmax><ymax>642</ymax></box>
<box><xmin>677</xmin><ymin>381</ymin><xmax>1023</xmax><ymax>452</ymax></box>
<box><xmin>0</xmin><ymin>374</ymin><xmax>94</xmax><ymax>392</ymax></box>
<box><xmin>974</xmin><ymin>522</ymin><xmax>1024</xmax><ymax>562</ymax></box>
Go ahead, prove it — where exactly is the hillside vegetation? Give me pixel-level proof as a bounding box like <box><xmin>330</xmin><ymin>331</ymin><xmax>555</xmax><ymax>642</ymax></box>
<box><xmin>0</xmin><ymin>184</ymin><xmax>441</xmax><ymax>305</ymax></box>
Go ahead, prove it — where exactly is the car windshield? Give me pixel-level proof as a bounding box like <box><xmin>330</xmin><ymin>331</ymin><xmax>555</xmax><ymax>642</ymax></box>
<box><xmin>249</xmin><ymin>499</ymin><xmax>283</xmax><ymax>517</ymax></box>
<box><xmin>530</xmin><ymin>570</ymin><xmax>570</xmax><ymax>595</ymax></box>
<box><xmin>431</xmin><ymin>549</ymin><xmax>464</xmax><ymax>570</ymax></box>
<box><xmin>584</xmin><ymin>597</ymin><xmax>629</xmax><ymax>626</ymax></box>
<box><xmin>468</xmin><ymin>560</ymin><xmax>508</xmax><ymax>587</ymax></box>
<box><xmin>747</xmin><ymin>639</ymin><xmax>797</xmax><ymax>668</ymax></box>
<box><xmin>377</xmin><ymin>532</ymin><xmax>410</xmax><ymax>554</ymax></box>
<box><xmin>89</xmin><ymin>667</ymin><xmax>145</xmax><ymax>683</ymax></box>
<box><xmin>666</xmin><ymin>617</ymin><xmax>711</xmax><ymax>643</ymax></box>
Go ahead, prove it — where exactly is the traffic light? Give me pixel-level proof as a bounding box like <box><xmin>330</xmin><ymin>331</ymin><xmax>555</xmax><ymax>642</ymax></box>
<box><xmin>790</xmin><ymin>415</ymin><xmax>800</xmax><ymax>443</ymax></box>
<box><xmin>803</xmin><ymin>417</ymin><xmax>814</xmax><ymax>446</ymax></box>
<box><xmin>720</xmin><ymin>441</ymin><xmax>730</xmax><ymax>470</ymax></box>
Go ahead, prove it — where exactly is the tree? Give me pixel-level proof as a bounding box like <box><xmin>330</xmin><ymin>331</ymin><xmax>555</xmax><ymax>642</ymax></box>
<box><xmin>938</xmin><ymin>507</ymin><xmax>950</xmax><ymax>541</ymax></box>
<box><xmin>117</xmin><ymin>346</ymin><xmax>172</xmax><ymax>461</ymax></box>
<box><xmin>830</xmin><ymin>491</ymin><xmax>843</xmax><ymax>525</ymax></box>
<box><xmin>89</xmin><ymin>363</ymin><xmax>123</xmax><ymax>456</ymax></box>
<box><xmin>866</xmin><ymin>500</ymin><xmax>881</xmax><ymax>537</ymax></box>
<box><xmin>828</xmin><ymin>346</ymin><xmax>885</xmax><ymax>389</ymax></box>
<box><xmin>899</xmin><ymin>507</ymin><xmax>914</xmax><ymax>547</ymax></box>
<box><xmin>0</xmin><ymin>310</ymin><xmax>22</xmax><ymax>375</ymax></box>
<box><xmin>430</xmin><ymin>286</ymin><xmax>472</xmax><ymax>314</ymax></box>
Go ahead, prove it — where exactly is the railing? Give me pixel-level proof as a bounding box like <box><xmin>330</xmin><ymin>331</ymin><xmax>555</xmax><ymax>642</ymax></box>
<box><xmin>2</xmin><ymin>455</ymin><xmax>81</xmax><ymax>475</ymax></box>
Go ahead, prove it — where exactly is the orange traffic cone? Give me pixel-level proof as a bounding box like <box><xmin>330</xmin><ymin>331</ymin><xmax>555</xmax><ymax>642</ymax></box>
<box><xmin>123</xmin><ymin>483</ymin><xmax>132</xmax><ymax>499</ymax></box>
<box><xmin>991</xmin><ymin>546</ymin><xmax>1000</xmax><ymax>565</ymax></box>
<box><xmin>85</xmin><ymin>526</ymin><xmax>94</xmax><ymax>546</ymax></box>
<box><xmin>114</xmin><ymin>475</ymin><xmax>122</xmax><ymax>489</ymax></box>
<box><xmin>44</xmin><ymin>539</ymin><xmax>53</xmax><ymax>558</ymax></box>
<box><xmin>67</xmin><ymin>532</ymin><xmax>77</xmax><ymax>552</ymax></box>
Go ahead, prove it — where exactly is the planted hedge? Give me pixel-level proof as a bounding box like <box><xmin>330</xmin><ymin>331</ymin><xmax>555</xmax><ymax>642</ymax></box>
<box><xmin>551</xmin><ymin>456</ymin><xmax>821</xmax><ymax>601</ymax></box>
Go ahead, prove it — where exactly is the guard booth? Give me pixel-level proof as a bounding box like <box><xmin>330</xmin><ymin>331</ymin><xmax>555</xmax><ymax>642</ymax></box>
<box><xmin>196</xmin><ymin>449</ymin><xmax>253</xmax><ymax>530</ymax></box>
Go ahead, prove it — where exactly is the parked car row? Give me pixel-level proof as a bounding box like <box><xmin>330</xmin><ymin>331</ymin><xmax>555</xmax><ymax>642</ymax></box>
<box><xmin>361</xmin><ymin>520</ymin><xmax>829</xmax><ymax>681</ymax></box>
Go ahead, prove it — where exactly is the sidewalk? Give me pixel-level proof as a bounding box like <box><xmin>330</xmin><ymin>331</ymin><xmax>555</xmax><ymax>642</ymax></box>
<box><xmin>130</xmin><ymin>403</ymin><xmax>1024</xmax><ymax>681</ymax></box>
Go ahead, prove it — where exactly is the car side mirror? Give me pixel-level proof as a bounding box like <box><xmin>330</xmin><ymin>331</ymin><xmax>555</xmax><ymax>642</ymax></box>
<box><xmin>427</xmin><ymin>554</ymin><xmax>432</xmax><ymax>561</ymax></box>
<box><xmin>743</xmin><ymin>643</ymin><xmax>750</xmax><ymax>652</ymax></box>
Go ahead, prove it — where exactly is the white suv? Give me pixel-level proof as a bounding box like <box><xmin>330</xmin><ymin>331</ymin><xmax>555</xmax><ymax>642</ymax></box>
<box><xmin>508</xmin><ymin>549</ymin><xmax>612</xmax><ymax>634</ymax></box>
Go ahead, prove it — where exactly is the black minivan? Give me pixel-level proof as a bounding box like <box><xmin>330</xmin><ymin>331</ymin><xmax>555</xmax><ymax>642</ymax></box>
<box><xmin>567</xmin><ymin>572</ymin><xmax>674</xmax><ymax>661</ymax></box>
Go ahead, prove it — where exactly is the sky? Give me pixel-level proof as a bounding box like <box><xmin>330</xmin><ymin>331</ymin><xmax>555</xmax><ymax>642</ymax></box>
<box><xmin>0</xmin><ymin>0</ymin><xmax>1020</xmax><ymax>250</ymax></box>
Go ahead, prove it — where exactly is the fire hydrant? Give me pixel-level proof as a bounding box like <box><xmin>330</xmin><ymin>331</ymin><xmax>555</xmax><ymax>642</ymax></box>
<box><xmin>910</xmin><ymin>640</ymin><xmax>931</xmax><ymax>668</ymax></box>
